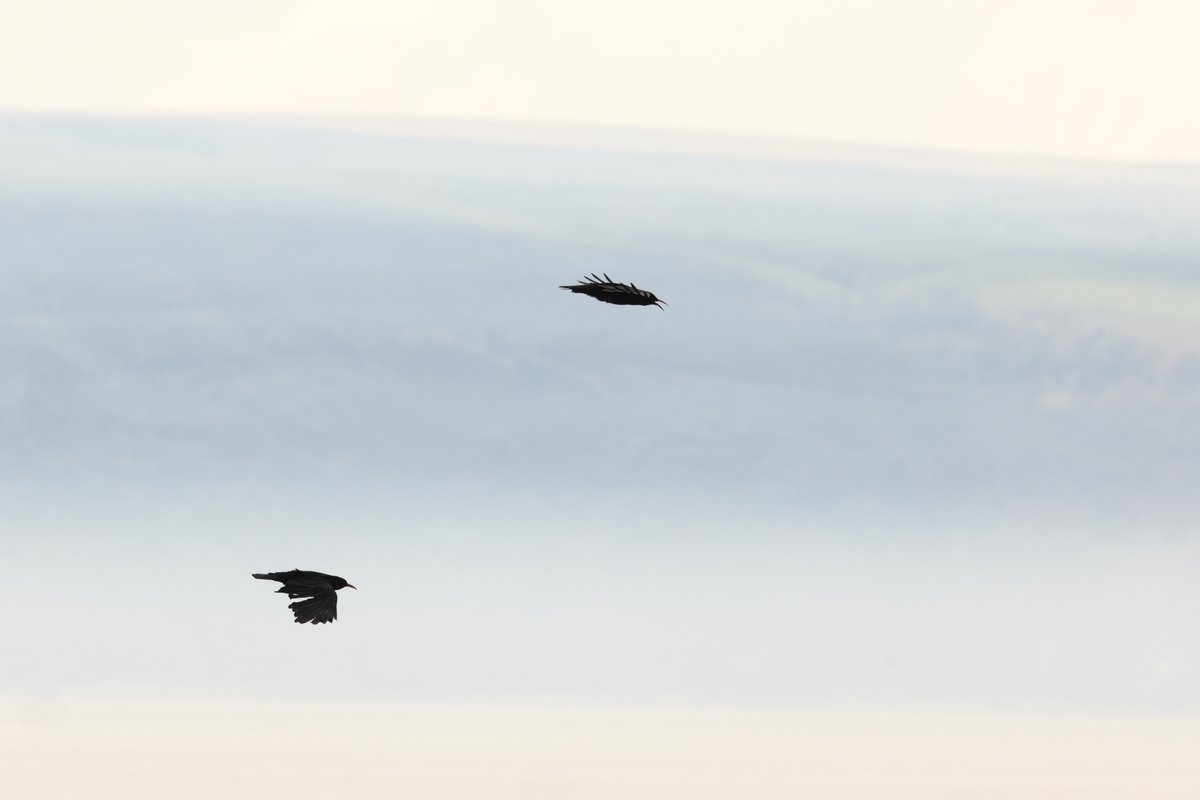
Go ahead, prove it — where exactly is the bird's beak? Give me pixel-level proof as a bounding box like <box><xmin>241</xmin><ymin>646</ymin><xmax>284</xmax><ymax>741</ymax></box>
<box><xmin>347</xmin><ymin>584</ymin><xmax>357</xmax><ymax>590</ymax></box>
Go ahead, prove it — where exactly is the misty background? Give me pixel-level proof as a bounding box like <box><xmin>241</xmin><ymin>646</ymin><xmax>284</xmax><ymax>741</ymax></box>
<box><xmin>2</xmin><ymin>115</ymin><xmax>1198</xmax><ymax>713</ymax></box>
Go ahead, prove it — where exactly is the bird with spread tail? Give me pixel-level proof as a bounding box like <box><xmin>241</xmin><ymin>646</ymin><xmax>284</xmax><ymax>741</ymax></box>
<box><xmin>560</xmin><ymin>273</ymin><xmax>667</xmax><ymax>308</ymax></box>
<box><xmin>253</xmin><ymin>569</ymin><xmax>356</xmax><ymax>624</ymax></box>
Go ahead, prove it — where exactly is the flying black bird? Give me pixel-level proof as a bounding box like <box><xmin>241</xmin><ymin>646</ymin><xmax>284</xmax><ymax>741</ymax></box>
<box><xmin>560</xmin><ymin>273</ymin><xmax>666</xmax><ymax>308</ymax></box>
<box><xmin>253</xmin><ymin>569</ymin><xmax>356</xmax><ymax>624</ymax></box>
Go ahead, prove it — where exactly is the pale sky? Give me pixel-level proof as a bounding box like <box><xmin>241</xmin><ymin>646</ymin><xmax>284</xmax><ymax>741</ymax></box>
<box><xmin>4</xmin><ymin>8</ymin><xmax>1198</xmax><ymax>794</ymax></box>
<box><xmin>4</xmin><ymin>117</ymin><xmax>1199</xmax><ymax>713</ymax></box>
<box><xmin>5</xmin><ymin>704</ymin><xmax>1198</xmax><ymax>800</ymax></box>
<box><xmin>3</xmin><ymin>0</ymin><xmax>1199</xmax><ymax>162</ymax></box>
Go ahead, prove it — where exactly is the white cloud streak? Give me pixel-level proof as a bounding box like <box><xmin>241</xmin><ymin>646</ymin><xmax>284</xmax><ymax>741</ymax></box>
<box><xmin>2</xmin><ymin>1</ymin><xmax>1199</xmax><ymax>161</ymax></box>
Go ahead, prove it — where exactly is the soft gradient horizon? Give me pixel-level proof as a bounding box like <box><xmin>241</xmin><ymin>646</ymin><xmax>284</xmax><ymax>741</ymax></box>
<box><xmin>4</xmin><ymin>701</ymin><xmax>1199</xmax><ymax>799</ymax></box>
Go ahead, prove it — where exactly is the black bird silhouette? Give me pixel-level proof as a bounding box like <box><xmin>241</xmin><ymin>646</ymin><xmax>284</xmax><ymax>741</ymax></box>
<box><xmin>560</xmin><ymin>273</ymin><xmax>666</xmax><ymax>308</ymax></box>
<box><xmin>253</xmin><ymin>569</ymin><xmax>356</xmax><ymax>624</ymax></box>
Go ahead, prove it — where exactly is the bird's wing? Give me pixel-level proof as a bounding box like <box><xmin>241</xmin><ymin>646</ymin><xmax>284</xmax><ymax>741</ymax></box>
<box><xmin>562</xmin><ymin>274</ymin><xmax>616</xmax><ymax>289</ymax></box>
<box><xmin>561</xmin><ymin>281</ymin><xmax>621</xmax><ymax>297</ymax></box>
<box><xmin>255</xmin><ymin>570</ymin><xmax>334</xmax><ymax>597</ymax></box>
<box><xmin>288</xmin><ymin>591</ymin><xmax>338</xmax><ymax>624</ymax></box>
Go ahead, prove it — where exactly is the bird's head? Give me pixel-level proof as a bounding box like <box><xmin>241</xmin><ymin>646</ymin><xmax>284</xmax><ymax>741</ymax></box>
<box><xmin>331</xmin><ymin>576</ymin><xmax>357</xmax><ymax>591</ymax></box>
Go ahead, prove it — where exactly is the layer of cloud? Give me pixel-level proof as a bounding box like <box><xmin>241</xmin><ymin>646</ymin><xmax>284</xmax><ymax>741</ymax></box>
<box><xmin>2</xmin><ymin>117</ymin><xmax>1198</xmax><ymax>711</ymax></box>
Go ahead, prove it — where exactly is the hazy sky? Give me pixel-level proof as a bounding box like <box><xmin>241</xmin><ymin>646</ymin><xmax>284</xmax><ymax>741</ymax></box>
<box><xmin>4</xmin><ymin>9</ymin><xmax>1197</xmax><ymax>794</ymax></box>
<box><xmin>3</xmin><ymin>117</ymin><xmax>1198</xmax><ymax>715</ymax></box>
<box><xmin>3</xmin><ymin>0</ymin><xmax>1199</xmax><ymax>162</ymax></box>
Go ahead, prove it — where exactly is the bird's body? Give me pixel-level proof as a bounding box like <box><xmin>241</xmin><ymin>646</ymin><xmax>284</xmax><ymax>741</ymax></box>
<box><xmin>253</xmin><ymin>569</ymin><xmax>355</xmax><ymax>624</ymax></box>
<box><xmin>560</xmin><ymin>273</ymin><xmax>666</xmax><ymax>308</ymax></box>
